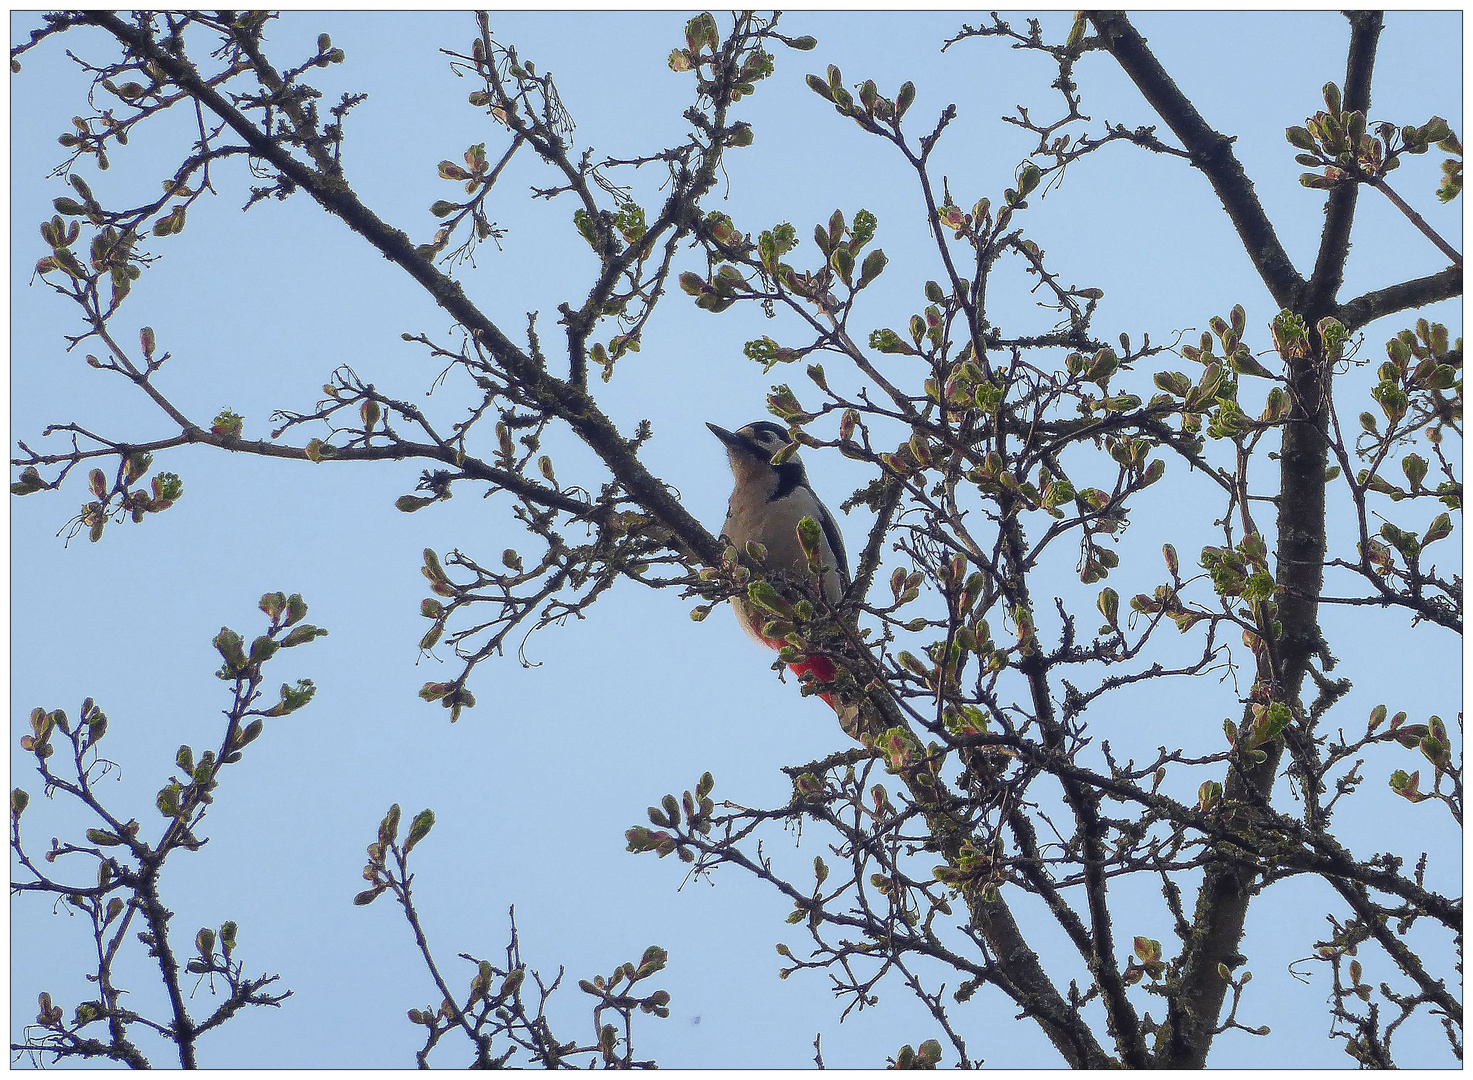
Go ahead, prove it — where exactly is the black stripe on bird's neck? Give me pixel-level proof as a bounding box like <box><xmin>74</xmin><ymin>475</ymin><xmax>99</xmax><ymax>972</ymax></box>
<box><xmin>770</xmin><ymin>460</ymin><xmax>806</xmax><ymax>502</ymax></box>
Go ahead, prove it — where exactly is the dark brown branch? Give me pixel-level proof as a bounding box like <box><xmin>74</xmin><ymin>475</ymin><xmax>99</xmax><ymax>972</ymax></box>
<box><xmin>1086</xmin><ymin>11</ymin><xmax>1306</xmax><ymax>309</ymax></box>
<box><xmin>15</xmin><ymin>429</ymin><xmax>600</xmax><ymax>521</ymax></box>
<box><xmin>8</xmin><ymin>11</ymin><xmax>91</xmax><ymax>64</ymax></box>
<box><xmin>80</xmin><ymin>11</ymin><xmax>727</xmax><ymax>572</ymax></box>
<box><xmin>134</xmin><ymin>862</ymin><xmax>197</xmax><ymax>1067</ymax></box>
<box><xmin>1368</xmin><ymin>176</ymin><xmax>1463</xmax><ymax>266</ymax></box>
<box><xmin>999</xmin><ymin>514</ymin><xmax>1148</xmax><ymax>1067</ymax></box>
<box><xmin>1303</xmin><ymin>11</ymin><xmax>1382</xmax><ymax>315</ymax></box>
<box><xmin>1336</xmin><ymin>265</ymin><xmax>1463</xmax><ymax>330</ymax></box>
<box><xmin>996</xmin><ymin>742</ymin><xmax>1464</xmax><ymax>930</ymax></box>
<box><xmin>1317</xmin><ymin>585</ymin><xmax>1461</xmax><ymax>634</ymax></box>
<box><xmin>847</xmin><ymin>478</ymin><xmax>902</xmax><ymax>607</ymax></box>
<box><xmin>1081</xmin><ymin>12</ymin><xmax>1336</xmax><ymax>1068</ymax></box>
<box><xmin>1328</xmin><ymin>876</ymin><xmax>1462</xmax><ymax>1025</ymax></box>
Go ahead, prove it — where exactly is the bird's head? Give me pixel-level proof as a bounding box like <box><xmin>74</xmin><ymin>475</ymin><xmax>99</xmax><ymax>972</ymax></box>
<box><xmin>707</xmin><ymin>421</ymin><xmax>806</xmax><ymax>495</ymax></box>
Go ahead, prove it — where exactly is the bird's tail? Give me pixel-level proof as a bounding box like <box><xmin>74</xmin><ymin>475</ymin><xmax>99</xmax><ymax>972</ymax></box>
<box><xmin>788</xmin><ymin>654</ymin><xmax>863</xmax><ymax>739</ymax></box>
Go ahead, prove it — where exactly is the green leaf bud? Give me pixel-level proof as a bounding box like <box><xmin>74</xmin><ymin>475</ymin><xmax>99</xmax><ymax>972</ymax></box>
<box><xmin>858</xmin><ymin>247</ymin><xmax>887</xmax><ymax>288</ymax></box>
<box><xmin>1286</xmin><ymin>125</ymin><xmax>1318</xmax><ymax>152</ymax></box>
<box><xmin>405</xmin><ymin>808</ymin><xmax>436</xmax><ymax>853</ymax></box>
<box><xmin>248</xmin><ymin>635</ymin><xmax>279</xmax><ymax>665</ymax></box>
<box><xmin>1422</xmin><ymin>512</ymin><xmax>1453</xmax><ymax>546</ymax></box>
<box><xmin>280</xmin><ymin>624</ymin><xmax>328</xmax><ymax>648</ymax></box>
<box><xmin>895</xmin><ymin>81</ymin><xmax>915</xmax><ymax>119</ymax></box>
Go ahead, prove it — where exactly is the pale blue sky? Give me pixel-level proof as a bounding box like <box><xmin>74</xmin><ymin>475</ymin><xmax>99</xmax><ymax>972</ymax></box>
<box><xmin>11</xmin><ymin>11</ymin><xmax>1462</xmax><ymax>1068</ymax></box>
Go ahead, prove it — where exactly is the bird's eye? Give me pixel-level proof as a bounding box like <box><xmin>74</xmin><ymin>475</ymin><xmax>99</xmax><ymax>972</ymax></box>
<box><xmin>743</xmin><ymin>424</ymin><xmax>789</xmax><ymax>453</ymax></box>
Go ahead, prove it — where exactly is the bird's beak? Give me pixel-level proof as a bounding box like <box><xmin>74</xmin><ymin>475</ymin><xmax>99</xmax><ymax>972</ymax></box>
<box><xmin>706</xmin><ymin>422</ymin><xmax>748</xmax><ymax>453</ymax></box>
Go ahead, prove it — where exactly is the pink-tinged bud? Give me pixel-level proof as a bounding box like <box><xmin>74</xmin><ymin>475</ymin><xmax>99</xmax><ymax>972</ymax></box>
<box><xmin>419</xmin><ymin>682</ymin><xmax>453</xmax><ymax>702</ymax></box>
<box><xmin>1422</xmin><ymin>512</ymin><xmax>1452</xmax><ymax>546</ymax></box>
<box><xmin>895</xmin><ymin>81</ymin><xmax>915</xmax><ymax>119</ymax></box>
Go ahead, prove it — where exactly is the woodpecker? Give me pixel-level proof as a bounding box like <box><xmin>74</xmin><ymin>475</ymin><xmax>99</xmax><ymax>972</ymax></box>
<box><xmin>708</xmin><ymin>421</ymin><xmax>860</xmax><ymax>734</ymax></box>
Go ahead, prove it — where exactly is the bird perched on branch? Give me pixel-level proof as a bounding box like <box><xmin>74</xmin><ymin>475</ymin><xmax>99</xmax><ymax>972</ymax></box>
<box><xmin>708</xmin><ymin>421</ymin><xmax>861</xmax><ymax>735</ymax></box>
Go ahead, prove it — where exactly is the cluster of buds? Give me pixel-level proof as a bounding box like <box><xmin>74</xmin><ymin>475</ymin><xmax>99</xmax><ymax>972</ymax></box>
<box><xmin>184</xmin><ymin>920</ymin><xmax>240</xmax><ymax>976</ymax></box>
<box><xmin>579</xmin><ymin>945</ymin><xmax>671</xmax><ymax>1064</ymax></box>
<box><xmin>626</xmin><ymin>773</ymin><xmax>715</xmax><ymax>865</ymax></box>
<box><xmin>1130</xmin><ymin>584</ymin><xmax>1204</xmax><ymax>634</ymax></box>
<box><xmin>891</xmin><ymin>1041</ymin><xmax>944</xmax><ymax>1068</ymax></box>
<box><xmin>1124</xmin><ymin>936</ymin><xmax>1166</xmax><ymax>985</ymax></box>
<box><xmin>1369</xmin><ymin>320</ymin><xmax>1459</xmax><ymax>431</ymax></box>
<box><xmin>354</xmin><ymin>803</ymin><xmax>435</xmax><ymax>907</ymax></box>
<box><xmin>679</xmin><ymin>264</ymin><xmax>747</xmax><ymax>313</ymax></box>
<box><xmin>668</xmin><ymin>13</ymin><xmax>783</xmax><ymax>104</ymax></box>
<box><xmin>1198</xmin><ymin>533</ymin><xmax>1275</xmax><ymax>610</ymax></box>
<box><xmin>37</xmin><ymin>195</ymin><xmax>143</xmax><ymax>307</ymax></box>
<box><xmin>806</xmin><ymin>63</ymin><xmax>915</xmax><ymax>132</ymax></box>
<box><xmin>1290</xmin><ymin>80</ymin><xmax>1458</xmax><ymax>189</ymax></box>
<box><xmin>931</xmin><ymin>838</ymin><xmax>1004</xmax><ymax>903</ymax></box>
<box><xmin>30</xmin><ymin>451</ymin><xmax>183</xmax><ymax>544</ymax></box>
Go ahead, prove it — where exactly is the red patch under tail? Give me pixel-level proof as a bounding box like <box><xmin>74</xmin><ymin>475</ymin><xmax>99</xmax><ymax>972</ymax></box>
<box><xmin>787</xmin><ymin>654</ymin><xmax>839</xmax><ymax>711</ymax></box>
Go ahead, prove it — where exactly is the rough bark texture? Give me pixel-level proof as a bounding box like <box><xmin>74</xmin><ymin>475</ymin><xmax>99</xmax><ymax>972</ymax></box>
<box><xmin>1090</xmin><ymin>11</ymin><xmax>1392</xmax><ymax>1065</ymax></box>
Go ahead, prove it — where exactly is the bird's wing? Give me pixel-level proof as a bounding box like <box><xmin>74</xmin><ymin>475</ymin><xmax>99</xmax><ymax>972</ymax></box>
<box><xmin>814</xmin><ymin>497</ymin><xmax>850</xmax><ymax>588</ymax></box>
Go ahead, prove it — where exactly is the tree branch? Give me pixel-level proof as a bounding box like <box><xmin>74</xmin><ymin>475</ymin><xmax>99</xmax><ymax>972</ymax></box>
<box><xmin>1086</xmin><ymin>11</ymin><xmax>1306</xmax><ymax>309</ymax></box>
<box><xmin>1336</xmin><ymin>265</ymin><xmax>1463</xmax><ymax>330</ymax></box>
<box><xmin>80</xmin><ymin>11</ymin><xmax>727</xmax><ymax>571</ymax></box>
<box><xmin>1303</xmin><ymin>11</ymin><xmax>1383</xmax><ymax>315</ymax></box>
<box><xmin>1368</xmin><ymin>176</ymin><xmax>1463</xmax><ymax>266</ymax></box>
